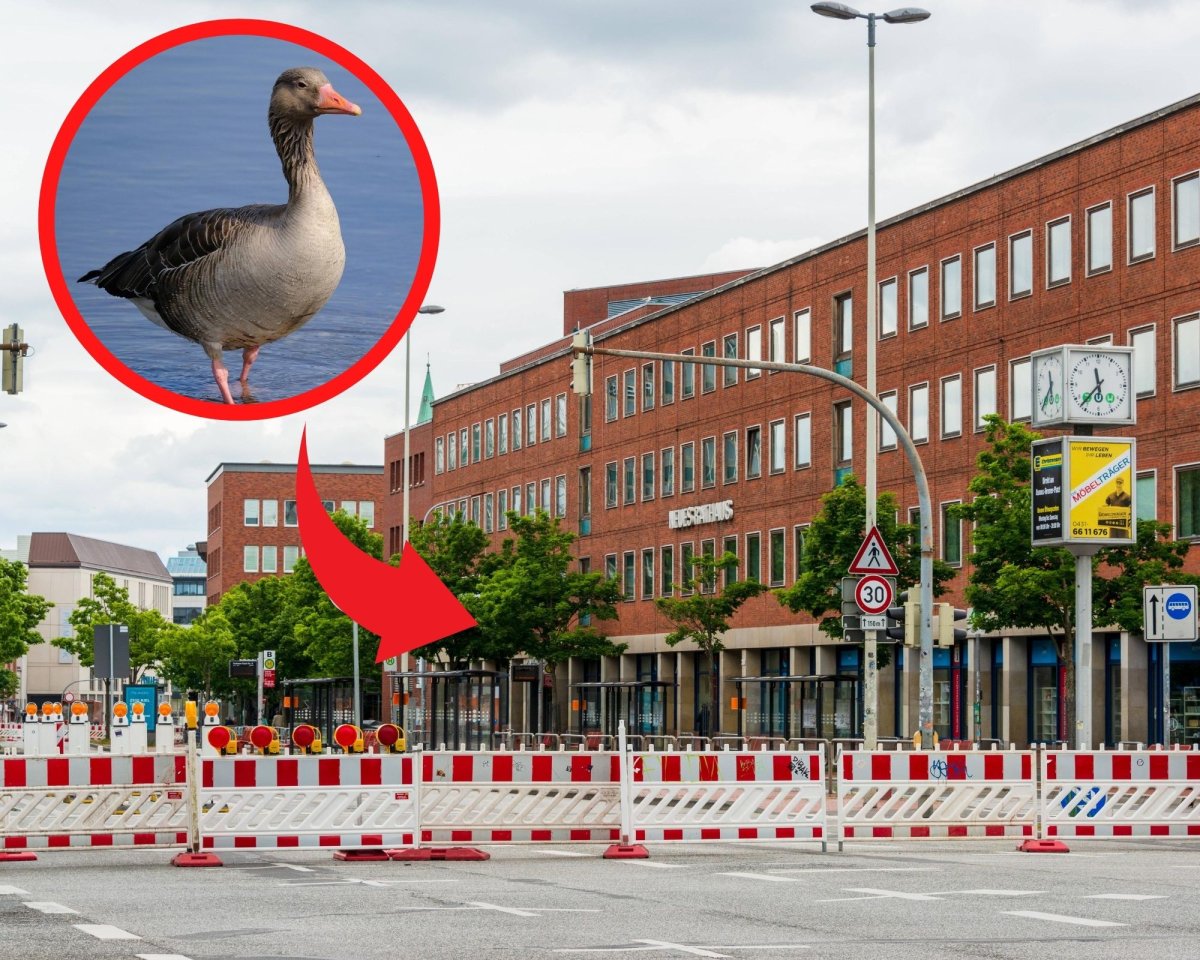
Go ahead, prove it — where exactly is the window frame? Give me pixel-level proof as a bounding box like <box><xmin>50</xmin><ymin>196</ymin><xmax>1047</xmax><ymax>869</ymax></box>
<box><xmin>1046</xmin><ymin>215</ymin><xmax>1072</xmax><ymax>289</ymax></box>
<box><xmin>1009</xmin><ymin>356</ymin><xmax>1032</xmax><ymax>421</ymax></box>
<box><xmin>1009</xmin><ymin>229</ymin><xmax>1033</xmax><ymax>300</ymax></box>
<box><xmin>940</xmin><ymin>373</ymin><xmax>963</xmax><ymax>439</ymax></box>
<box><xmin>722</xmin><ymin>430</ymin><xmax>738</xmax><ymax>485</ymax></box>
<box><xmin>641</xmin><ymin>451</ymin><xmax>656</xmax><ymax>502</ymax></box>
<box><xmin>661</xmin><ymin>446</ymin><xmax>675</xmax><ymax>498</ymax></box>
<box><xmin>973</xmin><ymin>364</ymin><xmax>997</xmax><ymax>431</ymax></box>
<box><xmin>794</xmin><ymin>413</ymin><xmax>812</xmax><ymax>469</ymax></box>
<box><xmin>642</xmin><ymin>363</ymin><xmax>656</xmax><ymax>412</ymax></box>
<box><xmin>1128</xmin><ymin>185</ymin><xmax>1157</xmax><ymax>265</ymax></box>
<box><xmin>878</xmin><ymin>275</ymin><xmax>898</xmax><ymax>338</ymax></box>
<box><xmin>1173</xmin><ymin>313</ymin><xmax>1200</xmax><ymax>390</ymax></box>
<box><xmin>701</xmin><ymin>435</ymin><xmax>717</xmax><ymax>489</ymax></box>
<box><xmin>1175</xmin><ymin>462</ymin><xmax>1200</xmax><ymax>540</ymax></box>
<box><xmin>623</xmin><ymin>457</ymin><xmax>636</xmax><ymax>506</ymax></box>
<box><xmin>973</xmin><ymin>242</ymin><xmax>996</xmax><ymax>310</ymax></box>
<box><xmin>879</xmin><ymin>390</ymin><xmax>898</xmax><ymax>451</ymax></box>
<box><xmin>768</xmin><ymin>316</ymin><xmax>786</xmax><ymax>366</ymax></box>
<box><xmin>746</xmin><ymin>325</ymin><xmax>763</xmax><ymax>379</ymax></box>
<box><xmin>834</xmin><ymin>400</ymin><xmax>853</xmax><ymax>466</ymax></box>
<box><xmin>834</xmin><ymin>292</ymin><xmax>854</xmax><ymax>358</ymax></box>
<box><xmin>1173</xmin><ymin>170</ymin><xmax>1200</xmax><ymax>251</ymax></box>
<box><xmin>794</xmin><ymin>308</ymin><xmax>812</xmax><ymax>363</ymax></box>
<box><xmin>940</xmin><ymin>254</ymin><xmax>962</xmax><ymax>320</ymax></box>
<box><xmin>1086</xmin><ymin>201</ymin><xmax>1113</xmax><ymax>276</ymax></box>
<box><xmin>605</xmin><ymin>374</ymin><xmax>619</xmax><ymax>422</ymax></box>
<box><xmin>605</xmin><ymin>461</ymin><xmax>618</xmax><ymax>509</ymax></box>
<box><xmin>1129</xmin><ymin>324</ymin><xmax>1157</xmax><ymax>398</ymax></box>
<box><xmin>722</xmin><ymin>333</ymin><xmax>739</xmax><ymax>387</ymax></box>
<box><xmin>769</xmin><ymin>419</ymin><xmax>786</xmax><ymax>474</ymax></box>
<box><xmin>745</xmin><ymin>424</ymin><xmax>763</xmax><ymax>480</ymax></box>
<box><xmin>701</xmin><ymin>341</ymin><xmax>717</xmax><ymax>394</ymax></box>
<box><xmin>941</xmin><ymin>500</ymin><xmax>963</xmax><ymax>567</ymax></box>
<box><xmin>908</xmin><ymin>267</ymin><xmax>929</xmax><ymax>330</ymax></box>
<box><xmin>908</xmin><ymin>382</ymin><xmax>930</xmax><ymax>444</ymax></box>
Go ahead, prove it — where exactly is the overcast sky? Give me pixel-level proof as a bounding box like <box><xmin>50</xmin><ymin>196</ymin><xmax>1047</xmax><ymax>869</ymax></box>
<box><xmin>3</xmin><ymin>0</ymin><xmax>1199</xmax><ymax>564</ymax></box>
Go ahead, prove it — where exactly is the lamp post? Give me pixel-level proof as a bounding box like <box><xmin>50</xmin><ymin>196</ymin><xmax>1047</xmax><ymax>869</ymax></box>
<box><xmin>811</xmin><ymin>2</ymin><xmax>930</xmax><ymax>749</ymax></box>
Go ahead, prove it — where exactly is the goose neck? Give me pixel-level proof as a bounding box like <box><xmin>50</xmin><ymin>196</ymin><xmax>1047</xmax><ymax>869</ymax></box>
<box><xmin>270</xmin><ymin>114</ymin><xmax>324</xmax><ymax>201</ymax></box>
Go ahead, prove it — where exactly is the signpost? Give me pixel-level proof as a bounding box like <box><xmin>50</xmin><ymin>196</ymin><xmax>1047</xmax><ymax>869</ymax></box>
<box><xmin>1144</xmin><ymin>585</ymin><xmax>1199</xmax><ymax>746</ymax></box>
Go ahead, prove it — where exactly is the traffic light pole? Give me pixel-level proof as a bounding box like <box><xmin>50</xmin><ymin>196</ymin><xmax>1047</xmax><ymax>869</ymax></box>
<box><xmin>577</xmin><ymin>344</ymin><xmax>937</xmax><ymax>748</ymax></box>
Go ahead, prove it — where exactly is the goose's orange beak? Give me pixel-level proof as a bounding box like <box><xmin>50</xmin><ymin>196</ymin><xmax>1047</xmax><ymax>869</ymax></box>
<box><xmin>317</xmin><ymin>83</ymin><xmax>361</xmax><ymax>116</ymax></box>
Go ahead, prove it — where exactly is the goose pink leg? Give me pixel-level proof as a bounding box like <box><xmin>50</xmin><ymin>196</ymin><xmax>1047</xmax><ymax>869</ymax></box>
<box><xmin>239</xmin><ymin>346</ymin><xmax>260</xmax><ymax>388</ymax></box>
<box><xmin>211</xmin><ymin>357</ymin><xmax>235</xmax><ymax>405</ymax></box>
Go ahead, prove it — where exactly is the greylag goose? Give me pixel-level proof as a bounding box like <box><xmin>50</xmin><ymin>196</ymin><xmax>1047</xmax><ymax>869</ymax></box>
<box><xmin>78</xmin><ymin>67</ymin><xmax>361</xmax><ymax>404</ymax></box>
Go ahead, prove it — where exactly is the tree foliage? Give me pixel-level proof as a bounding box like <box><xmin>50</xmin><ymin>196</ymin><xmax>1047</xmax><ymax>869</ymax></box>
<box><xmin>62</xmin><ymin>571</ymin><xmax>173</xmax><ymax>678</ymax></box>
<box><xmin>154</xmin><ymin>610</ymin><xmax>238</xmax><ymax>700</ymax></box>
<box><xmin>0</xmin><ymin>559</ymin><xmax>52</xmax><ymax>699</ymax></box>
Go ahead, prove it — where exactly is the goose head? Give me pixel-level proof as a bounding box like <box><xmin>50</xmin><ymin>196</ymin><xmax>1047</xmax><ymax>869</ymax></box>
<box><xmin>270</xmin><ymin>67</ymin><xmax>362</xmax><ymax>121</ymax></box>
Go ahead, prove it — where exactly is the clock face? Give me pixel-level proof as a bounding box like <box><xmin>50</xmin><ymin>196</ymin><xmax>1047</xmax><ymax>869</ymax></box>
<box><xmin>1067</xmin><ymin>351</ymin><xmax>1130</xmax><ymax>419</ymax></box>
<box><xmin>1034</xmin><ymin>354</ymin><xmax>1064</xmax><ymax>422</ymax></box>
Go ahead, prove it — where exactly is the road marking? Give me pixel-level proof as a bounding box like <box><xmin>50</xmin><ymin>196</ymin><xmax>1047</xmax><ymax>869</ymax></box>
<box><xmin>74</xmin><ymin>924</ymin><xmax>142</xmax><ymax>940</ymax></box>
<box><xmin>554</xmin><ymin>944</ymin><xmax>810</xmax><ymax>957</ymax></box>
<box><xmin>932</xmin><ymin>890</ymin><xmax>1045</xmax><ymax>897</ymax></box>
<box><xmin>535</xmin><ymin>849</ymin><xmax>590</xmax><ymax>857</ymax></box>
<box><xmin>619</xmin><ymin>860</ymin><xmax>685</xmax><ymax>869</ymax></box>
<box><xmin>1002</xmin><ymin>911</ymin><xmax>1126</xmax><ymax>928</ymax></box>
<box><xmin>467</xmin><ymin>901</ymin><xmax>601</xmax><ymax>918</ymax></box>
<box><xmin>24</xmin><ymin>902</ymin><xmax>79</xmax><ymax>914</ymax></box>
<box><xmin>137</xmin><ymin>955</ymin><xmax>196</xmax><ymax>960</ymax></box>
<box><xmin>279</xmin><ymin>878</ymin><xmax>460</xmax><ymax>887</ymax></box>
<box><xmin>241</xmin><ymin>863</ymin><xmax>314</xmax><ymax>872</ymax></box>
<box><xmin>817</xmin><ymin>888</ymin><xmax>942</xmax><ymax>903</ymax></box>
<box><xmin>768</xmin><ymin>867</ymin><xmax>935</xmax><ymax>875</ymax></box>
<box><xmin>0</xmin><ymin>886</ymin><xmax>30</xmax><ymax>896</ymax></box>
<box><xmin>717</xmin><ymin>873</ymin><xmax>801</xmax><ymax>883</ymax></box>
<box><xmin>1083</xmin><ymin>894</ymin><xmax>1166</xmax><ymax>901</ymax></box>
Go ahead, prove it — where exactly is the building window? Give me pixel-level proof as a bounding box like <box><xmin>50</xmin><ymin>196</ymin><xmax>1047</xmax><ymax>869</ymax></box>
<box><xmin>834</xmin><ymin>293</ymin><xmax>853</xmax><ymax>359</ymax></box>
<box><xmin>723</xmin><ymin>334</ymin><xmax>739</xmax><ymax>387</ymax></box>
<box><xmin>975</xmin><ymin>365</ymin><xmax>997</xmax><ymax>429</ymax></box>
<box><xmin>484</xmin><ymin>493</ymin><xmax>494</xmax><ymax>532</ymax></box>
<box><xmin>746</xmin><ymin>325</ymin><xmax>763</xmax><ymax>378</ymax></box>
<box><xmin>642</xmin><ymin>548</ymin><xmax>655</xmax><ymax>599</ymax></box>
<box><xmin>470</xmin><ymin>423</ymin><xmax>480</xmax><ymax>463</ymax></box>
<box><xmin>359</xmin><ymin>501</ymin><xmax>375</xmax><ymax>528</ymax></box>
<box><xmin>723</xmin><ymin>431</ymin><xmax>738</xmax><ymax>484</ymax></box>
<box><xmin>541</xmin><ymin>398</ymin><xmax>552</xmax><ymax>441</ymax></box>
<box><xmin>460</xmin><ymin>427</ymin><xmax>469</xmax><ymax>464</ymax></box>
<box><xmin>1047</xmin><ymin>216</ymin><xmax>1071</xmax><ymax>287</ymax></box>
<box><xmin>745</xmin><ymin>532</ymin><xmax>762</xmax><ymax>583</ymax></box>
<box><xmin>243</xmin><ymin>499</ymin><xmax>260</xmax><ymax>526</ymax></box>
<box><xmin>1174</xmin><ymin>171</ymin><xmax>1200</xmax><ymax>250</ymax></box>
<box><xmin>1130</xmin><ymin>325</ymin><xmax>1156</xmax><ymax>397</ymax></box>
<box><xmin>1137</xmin><ymin>471</ymin><xmax>1156</xmax><ymax>522</ymax></box>
<box><xmin>794</xmin><ymin>308</ymin><xmax>811</xmax><ymax>363</ymax></box>
<box><xmin>769</xmin><ymin>419</ymin><xmax>785</xmax><ymax>474</ymax></box>
<box><xmin>254</xmin><ymin>545</ymin><xmax>273</xmax><ymax>574</ymax></box>
<box><xmin>1129</xmin><ymin>187</ymin><xmax>1156</xmax><ymax>263</ymax></box>
<box><xmin>834</xmin><ymin>401</ymin><xmax>853</xmax><ymax>465</ymax></box>
<box><xmin>662</xmin><ymin>447</ymin><xmax>675</xmax><ymax>498</ymax></box>
<box><xmin>498</xmin><ymin>413</ymin><xmax>508</xmax><ymax>455</ymax></box>
<box><xmin>661</xmin><ymin>545</ymin><xmax>675</xmax><ymax>596</ymax></box>
<box><xmin>605</xmin><ymin>375</ymin><xmax>618</xmax><ymax>422</ymax></box>
<box><xmin>681</xmin><ymin>442</ymin><xmax>696</xmax><ymax>493</ymax></box>
<box><xmin>680</xmin><ymin>543</ymin><xmax>695</xmax><ymax>595</ymax></box>
<box><xmin>879</xmin><ymin>277</ymin><xmax>898</xmax><ymax>337</ymax></box>
<box><xmin>243</xmin><ymin>545</ymin><xmax>258</xmax><ymax>573</ymax></box>
<box><xmin>283</xmin><ymin>545</ymin><xmax>299</xmax><ymax>573</ymax></box>
<box><xmin>1009</xmin><ymin>230</ymin><xmax>1033</xmax><ymax>298</ymax></box>
<box><xmin>662</xmin><ymin>360</ymin><xmax>675</xmax><ymax>405</ymax></box>
<box><xmin>1010</xmin><ymin>357</ymin><xmax>1032</xmax><ymax>420</ymax></box>
<box><xmin>941</xmin><ymin>374</ymin><xmax>962</xmax><ymax>438</ymax></box>
<box><xmin>1086</xmin><ymin>202</ymin><xmax>1113</xmax><ymax>275</ymax></box>
<box><xmin>447</xmin><ymin>433</ymin><xmax>458</xmax><ymax>470</ymax></box>
<box><xmin>512</xmin><ymin>485</ymin><xmax>522</xmax><ymax>516</ymax></box>
<box><xmin>904</xmin><ymin>267</ymin><xmax>930</xmax><ymax>332</ymax></box>
<box><xmin>642</xmin><ymin>453</ymin><xmax>656</xmax><ymax>501</ymax></box>
<box><xmin>540</xmin><ymin>479</ymin><xmax>552</xmax><ymax>513</ymax></box>
<box><xmin>262</xmin><ymin>500</ymin><xmax>278</xmax><ymax>527</ymax></box>
<box><xmin>1177</xmin><ymin>465</ymin><xmax>1200</xmax><ymax>538</ymax></box>
<box><xmin>769</xmin><ymin>529</ymin><xmax>785</xmax><ymax>586</ymax></box>
<box><xmin>879</xmin><ymin>391</ymin><xmax>898</xmax><ymax>450</ymax></box>
<box><xmin>555</xmin><ymin>476</ymin><xmax>567</xmax><ymax>518</ymax></box>
<box><xmin>746</xmin><ymin>425</ymin><xmax>762</xmax><ymax>479</ymax></box>
<box><xmin>942</xmin><ymin>502</ymin><xmax>962</xmax><ymax>565</ymax></box>
<box><xmin>512</xmin><ymin>409</ymin><xmax>523</xmax><ymax>450</ymax></box>
<box><xmin>701</xmin><ymin>436</ymin><xmax>717</xmax><ymax>489</ymax></box>
<box><xmin>623</xmin><ymin>552</ymin><xmax>636</xmax><ymax>600</ymax></box>
<box><xmin>485</xmin><ymin>419</ymin><xmax>495</xmax><ymax>458</ymax></box>
<box><xmin>435</xmin><ymin>437</ymin><xmax>445</xmax><ymax>474</ymax></box>
<box><xmin>642</xmin><ymin>363</ymin><xmax>656</xmax><ymax>411</ymax></box>
<box><xmin>526</xmin><ymin>404</ymin><xmax>537</xmax><ymax>446</ymax></box>
<box><xmin>681</xmin><ymin>347</ymin><xmax>696</xmax><ymax>399</ymax></box>
<box><xmin>284</xmin><ymin>500</ymin><xmax>298</xmax><ymax>526</ymax></box>
<box><xmin>722</xmin><ymin>535</ymin><xmax>739</xmax><ymax>588</ymax></box>
<box><xmin>605</xmin><ymin>553</ymin><xmax>618</xmax><ymax>585</ymax></box>
<box><xmin>794</xmin><ymin>413</ymin><xmax>812</xmax><ymax>468</ymax></box>
<box><xmin>701</xmin><ymin>341</ymin><xmax>717</xmax><ymax>393</ymax></box>
<box><xmin>974</xmin><ymin>243</ymin><xmax>996</xmax><ymax>309</ymax></box>
<box><xmin>470</xmin><ymin>496</ymin><xmax>481</xmax><ymax>526</ymax></box>
<box><xmin>621</xmin><ymin>369</ymin><xmax>635</xmax><ymax>417</ymax></box>
<box><xmin>1175</xmin><ymin>314</ymin><xmax>1200</xmax><ymax>389</ymax></box>
<box><xmin>769</xmin><ymin>316</ymin><xmax>785</xmax><ymax>364</ymax></box>
<box><xmin>499</xmin><ymin>488</ymin><xmax>510</xmax><ymax>530</ymax></box>
<box><xmin>605</xmin><ymin>462</ymin><xmax>618</xmax><ymax>508</ymax></box>
<box><xmin>623</xmin><ymin>457</ymin><xmax>636</xmax><ymax>505</ymax></box>
<box><xmin>940</xmin><ymin>255</ymin><xmax>961</xmax><ymax>319</ymax></box>
<box><xmin>794</xmin><ymin>524</ymin><xmax>808</xmax><ymax>578</ymax></box>
<box><xmin>576</xmin><ymin>469</ymin><xmax>589</xmax><ymax>523</ymax></box>
<box><xmin>555</xmin><ymin>393</ymin><xmax>568</xmax><ymax>437</ymax></box>
<box><xmin>909</xmin><ymin>383</ymin><xmax>929</xmax><ymax>443</ymax></box>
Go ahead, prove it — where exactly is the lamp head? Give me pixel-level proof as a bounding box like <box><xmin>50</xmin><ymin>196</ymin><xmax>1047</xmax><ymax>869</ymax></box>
<box><xmin>882</xmin><ymin>7</ymin><xmax>931</xmax><ymax>23</ymax></box>
<box><xmin>418</xmin><ymin>304</ymin><xmax>446</xmax><ymax>315</ymax></box>
<box><xmin>811</xmin><ymin>2</ymin><xmax>861</xmax><ymax>18</ymax></box>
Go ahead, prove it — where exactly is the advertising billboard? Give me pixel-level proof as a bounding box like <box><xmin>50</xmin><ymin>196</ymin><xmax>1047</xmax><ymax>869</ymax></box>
<box><xmin>1030</xmin><ymin>436</ymin><xmax>1135</xmax><ymax>549</ymax></box>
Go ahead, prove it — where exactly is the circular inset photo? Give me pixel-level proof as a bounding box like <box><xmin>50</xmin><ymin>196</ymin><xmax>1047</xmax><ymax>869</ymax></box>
<box><xmin>42</xmin><ymin>20</ymin><xmax>438</xmax><ymax>419</ymax></box>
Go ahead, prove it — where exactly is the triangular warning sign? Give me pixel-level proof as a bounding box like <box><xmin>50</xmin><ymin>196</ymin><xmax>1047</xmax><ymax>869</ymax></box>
<box><xmin>848</xmin><ymin>525</ymin><xmax>899</xmax><ymax>575</ymax></box>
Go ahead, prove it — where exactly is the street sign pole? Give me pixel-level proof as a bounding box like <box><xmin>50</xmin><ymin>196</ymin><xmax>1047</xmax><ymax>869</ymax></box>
<box><xmin>1164</xmin><ymin>644</ymin><xmax>1171</xmax><ymax>746</ymax></box>
<box><xmin>257</xmin><ymin>651</ymin><xmax>264</xmax><ymax>726</ymax></box>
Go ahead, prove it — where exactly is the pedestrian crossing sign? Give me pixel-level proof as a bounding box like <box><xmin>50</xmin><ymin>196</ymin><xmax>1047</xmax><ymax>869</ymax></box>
<box><xmin>848</xmin><ymin>525</ymin><xmax>899</xmax><ymax>575</ymax></box>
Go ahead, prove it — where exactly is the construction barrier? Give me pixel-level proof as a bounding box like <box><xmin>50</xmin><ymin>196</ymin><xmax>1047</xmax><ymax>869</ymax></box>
<box><xmin>0</xmin><ymin>755</ymin><xmax>188</xmax><ymax>854</ymax></box>
<box><xmin>837</xmin><ymin>747</ymin><xmax>1037</xmax><ymax>840</ymax></box>
<box><xmin>1041</xmin><ymin>747</ymin><xmax>1200</xmax><ymax>840</ymax></box>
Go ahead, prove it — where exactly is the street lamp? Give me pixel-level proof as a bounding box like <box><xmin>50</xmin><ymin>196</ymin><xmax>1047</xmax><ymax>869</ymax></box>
<box><xmin>811</xmin><ymin>3</ymin><xmax>930</xmax><ymax>749</ymax></box>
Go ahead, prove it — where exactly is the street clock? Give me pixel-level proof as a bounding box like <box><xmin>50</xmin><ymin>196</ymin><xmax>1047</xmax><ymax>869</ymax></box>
<box><xmin>1031</xmin><ymin>344</ymin><xmax>1136</xmax><ymax>428</ymax></box>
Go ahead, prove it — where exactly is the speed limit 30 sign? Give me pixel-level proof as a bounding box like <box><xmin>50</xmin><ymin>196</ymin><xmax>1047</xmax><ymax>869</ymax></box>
<box><xmin>855</xmin><ymin>574</ymin><xmax>895</xmax><ymax>615</ymax></box>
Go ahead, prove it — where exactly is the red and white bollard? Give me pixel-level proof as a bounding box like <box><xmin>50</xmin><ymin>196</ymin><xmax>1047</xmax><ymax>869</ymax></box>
<box><xmin>156</xmin><ymin>702</ymin><xmax>176</xmax><ymax>755</ymax></box>
<box><xmin>111</xmin><ymin>701</ymin><xmax>130</xmax><ymax>755</ymax></box>
<box><xmin>67</xmin><ymin>701</ymin><xmax>90</xmax><ymax>755</ymax></box>
<box><xmin>128</xmin><ymin>701</ymin><xmax>148</xmax><ymax>754</ymax></box>
<box><xmin>37</xmin><ymin>702</ymin><xmax>58</xmax><ymax>755</ymax></box>
<box><xmin>22</xmin><ymin>703</ymin><xmax>40</xmax><ymax>755</ymax></box>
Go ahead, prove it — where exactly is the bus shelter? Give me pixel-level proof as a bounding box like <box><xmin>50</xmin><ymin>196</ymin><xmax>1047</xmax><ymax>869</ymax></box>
<box><xmin>281</xmin><ymin>676</ymin><xmax>381</xmax><ymax>745</ymax></box>
<box><xmin>731</xmin><ymin>674</ymin><xmax>861</xmax><ymax>740</ymax></box>
<box><xmin>388</xmin><ymin>669</ymin><xmax>502</xmax><ymax>750</ymax></box>
<box><xmin>572</xmin><ymin>680</ymin><xmax>674</xmax><ymax>740</ymax></box>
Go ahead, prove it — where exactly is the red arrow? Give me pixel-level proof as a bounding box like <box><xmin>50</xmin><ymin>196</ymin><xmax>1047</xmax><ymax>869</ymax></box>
<box><xmin>296</xmin><ymin>428</ymin><xmax>477</xmax><ymax>662</ymax></box>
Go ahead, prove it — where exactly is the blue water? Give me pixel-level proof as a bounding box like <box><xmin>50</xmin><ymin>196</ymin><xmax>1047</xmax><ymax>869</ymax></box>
<box><xmin>56</xmin><ymin>35</ymin><xmax>425</xmax><ymax>407</ymax></box>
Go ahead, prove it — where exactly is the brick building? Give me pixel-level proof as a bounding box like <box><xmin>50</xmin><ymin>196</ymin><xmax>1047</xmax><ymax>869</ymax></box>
<box><xmin>204</xmin><ymin>462</ymin><xmax>384</xmax><ymax>604</ymax></box>
<box><xmin>383</xmin><ymin>93</ymin><xmax>1200</xmax><ymax>749</ymax></box>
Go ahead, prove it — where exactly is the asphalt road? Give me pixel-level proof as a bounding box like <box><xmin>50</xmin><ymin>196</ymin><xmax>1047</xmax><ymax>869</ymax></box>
<box><xmin>2</xmin><ymin>839</ymin><xmax>1199</xmax><ymax>960</ymax></box>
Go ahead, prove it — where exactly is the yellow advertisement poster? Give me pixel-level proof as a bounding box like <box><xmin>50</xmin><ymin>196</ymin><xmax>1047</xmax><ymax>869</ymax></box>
<box><xmin>1067</xmin><ymin>438</ymin><xmax>1134</xmax><ymax>544</ymax></box>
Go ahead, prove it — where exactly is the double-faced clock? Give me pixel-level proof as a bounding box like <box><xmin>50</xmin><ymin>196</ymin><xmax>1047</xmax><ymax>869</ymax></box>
<box><xmin>1032</xmin><ymin>351</ymin><xmax>1063</xmax><ymax>424</ymax></box>
<box><xmin>1031</xmin><ymin>344</ymin><xmax>1135</xmax><ymax>427</ymax></box>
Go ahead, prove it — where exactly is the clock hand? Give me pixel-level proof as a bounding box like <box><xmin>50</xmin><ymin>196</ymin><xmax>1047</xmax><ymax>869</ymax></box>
<box><xmin>1088</xmin><ymin>366</ymin><xmax>1104</xmax><ymax>404</ymax></box>
<box><xmin>1042</xmin><ymin>372</ymin><xmax>1054</xmax><ymax>410</ymax></box>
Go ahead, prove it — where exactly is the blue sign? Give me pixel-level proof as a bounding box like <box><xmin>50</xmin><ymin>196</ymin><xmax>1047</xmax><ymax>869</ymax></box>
<box><xmin>124</xmin><ymin>684</ymin><xmax>158</xmax><ymax>731</ymax></box>
<box><xmin>1166</xmin><ymin>592</ymin><xmax>1193</xmax><ymax>620</ymax></box>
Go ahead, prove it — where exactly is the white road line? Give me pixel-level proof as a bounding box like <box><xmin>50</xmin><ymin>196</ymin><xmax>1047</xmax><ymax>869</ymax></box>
<box><xmin>24</xmin><ymin>902</ymin><xmax>79</xmax><ymax>914</ymax></box>
<box><xmin>553</xmin><ymin>943</ymin><xmax>810</xmax><ymax>956</ymax></box>
<box><xmin>278</xmin><ymin>878</ymin><xmax>460</xmax><ymax>887</ymax></box>
<box><xmin>137</xmin><ymin>955</ymin><xmax>196</xmax><ymax>960</ymax></box>
<box><xmin>535</xmin><ymin>849</ymin><xmax>590</xmax><ymax>857</ymax></box>
<box><xmin>817</xmin><ymin>888</ymin><xmax>942</xmax><ymax>903</ymax></box>
<box><xmin>1083</xmin><ymin>894</ymin><xmax>1166</xmax><ymax>901</ymax></box>
<box><xmin>768</xmin><ymin>867</ymin><xmax>935</xmax><ymax>875</ymax></box>
<box><xmin>717</xmin><ymin>872</ymin><xmax>801</xmax><ymax>883</ymax></box>
<box><xmin>1002</xmin><ymin>911</ymin><xmax>1126</xmax><ymax>928</ymax></box>
<box><xmin>635</xmin><ymin>942</ymin><xmax>730</xmax><ymax>958</ymax></box>
<box><xmin>74</xmin><ymin>924</ymin><xmax>142</xmax><ymax>940</ymax></box>
<box><xmin>619</xmin><ymin>860</ymin><xmax>685</xmax><ymax>869</ymax></box>
<box><xmin>468</xmin><ymin>901</ymin><xmax>603</xmax><ymax>917</ymax></box>
<box><xmin>932</xmin><ymin>890</ymin><xmax>1045</xmax><ymax>897</ymax></box>
<box><xmin>241</xmin><ymin>863</ymin><xmax>315</xmax><ymax>872</ymax></box>
<box><xmin>0</xmin><ymin>886</ymin><xmax>30</xmax><ymax>896</ymax></box>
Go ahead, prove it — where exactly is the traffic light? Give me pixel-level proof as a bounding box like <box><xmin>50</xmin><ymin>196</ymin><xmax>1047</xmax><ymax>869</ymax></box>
<box><xmin>570</xmin><ymin>328</ymin><xmax>592</xmax><ymax>396</ymax></box>
<box><xmin>937</xmin><ymin>604</ymin><xmax>968</xmax><ymax>647</ymax></box>
<box><xmin>885</xmin><ymin>592</ymin><xmax>919</xmax><ymax>646</ymax></box>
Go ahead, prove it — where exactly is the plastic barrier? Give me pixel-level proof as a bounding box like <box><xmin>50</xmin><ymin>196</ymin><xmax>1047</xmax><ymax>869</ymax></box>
<box><xmin>837</xmin><ymin>747</ymin><xmax>1037</xmax><ymax>841</ymax></box>
<box><xmin>1041</xmin><ymin>747</ymin><xmax>1200</xmax><ymax>840</ymax></box>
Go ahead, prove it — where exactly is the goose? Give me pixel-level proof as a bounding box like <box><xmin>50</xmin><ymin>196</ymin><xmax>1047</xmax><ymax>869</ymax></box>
<box><xmin>78</xmin><ymin>67</ymin><xmax>361</xmax><ymax>404</ymax></box>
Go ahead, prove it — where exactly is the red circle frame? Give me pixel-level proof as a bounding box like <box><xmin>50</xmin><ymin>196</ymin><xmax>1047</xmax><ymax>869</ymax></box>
<box><xmin>854</xmin><ymin>574</ymin><xmax>893</xmax><ymax>615</ymax></box>
<box><xmin>39</xmin><ymin>19</ymin><xmax>440</xmax><ymax>420</ymax></box>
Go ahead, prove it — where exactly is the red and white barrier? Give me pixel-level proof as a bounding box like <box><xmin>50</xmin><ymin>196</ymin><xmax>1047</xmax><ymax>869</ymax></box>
<box><xmin>838</xmin><ymin>748</ymin><xmax>1037</xmax><ymax>840</ymax></box>
<box><xmin>1041</xmin><ymin>748</ymin><xmax>1200</xmax><ymax>839</ymax></box>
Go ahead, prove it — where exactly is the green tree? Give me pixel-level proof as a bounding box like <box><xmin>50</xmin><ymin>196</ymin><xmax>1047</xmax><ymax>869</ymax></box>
<box><xmin>775</xmin><ymin>476</ymin><xmax>953</xmax><ymax>659</ymax></box>
<box><xmin>218</xmin><ymin>575</ymin><xmax>305</xmax><ymax>675</ymax></box>
<box><xmin>1095</xmin><ymin>520</ymin><xmax>1200</xmax><ymax>631</ymax></box>
<box><xmin>154</xmin><ymin>610</ymin><xmax>238</xmax><ymax>700</ymax></box>
<box><xmin>62</xmin><ymin>572</ymin><xmax>173</xmax><ymax>678</ymax></box>
<box><xmin>655</xmin><ymin>550</ymin><xmax>768</xmax><ymax>735</ymax></box>
<box><xmin>0</xmin><ymin>559</ymin><xmax>52</xmax><ymax>699</ymax></box>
